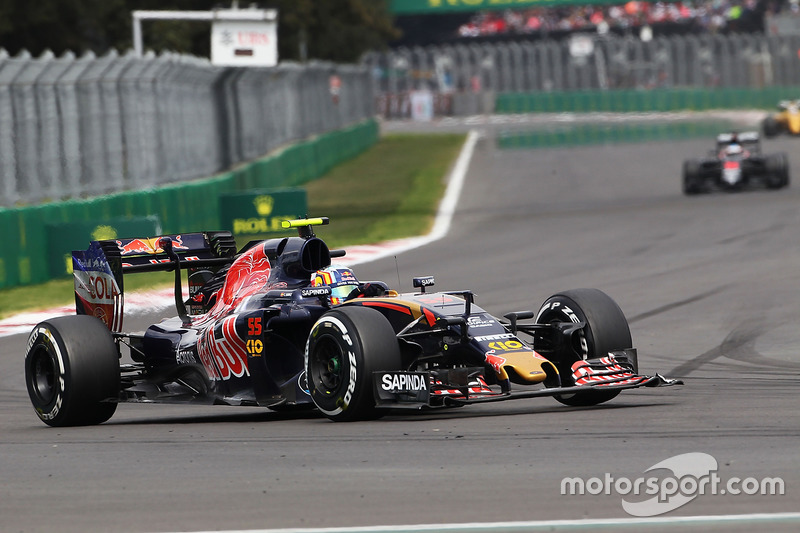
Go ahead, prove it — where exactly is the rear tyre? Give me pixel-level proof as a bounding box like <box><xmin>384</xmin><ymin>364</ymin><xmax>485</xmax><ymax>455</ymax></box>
<box><xmin>778</xmin><ymin>153</ymin><xmax>790</xmax><ymax>188</ymax></box>
<box><xmin>536</xmin><ymin>289</ymin><xmax>635</xmax><ymax>407</ymax></box>
<box><xmin>682</xmin><ymin>159</ymin><xmax>704</xmax><ymax>195</ymax></box>
<box><xmin>765</xmin><ymin>153</ymin><xmax>789</xmax><ymax>189</ymax></box>
<box><xmin>306</xmin><ymin>306</ymin><xmax>401</xmax><ymax>421</ymax></box>
<box><xmin>25</xmin><ymin>315</ymin><xmax>120</xmax><ymax>427</ymax></box>
<box><xmin>762</xmin><ymin>116</ymin><xmax>780</xmax><ymax>138</ymax></box>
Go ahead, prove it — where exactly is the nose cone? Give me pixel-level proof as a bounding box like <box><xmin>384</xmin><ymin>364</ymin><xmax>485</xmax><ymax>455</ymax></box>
<box><xmin>486</xmin><ymin>350</ymin><xmax>560</xmax><ymax>385</ymax></box>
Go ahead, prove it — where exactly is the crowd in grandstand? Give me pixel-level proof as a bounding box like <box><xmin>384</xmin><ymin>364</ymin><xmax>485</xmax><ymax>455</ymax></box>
<box><xmin>455</xmin><ymin>0</ymin><xmax>772</xmax><ymax>38</ymax></box>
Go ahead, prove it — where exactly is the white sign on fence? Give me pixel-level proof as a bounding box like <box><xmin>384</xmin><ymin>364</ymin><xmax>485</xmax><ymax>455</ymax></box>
<box><xmin>211</xmin><ymin>19</ymin><xmax>278</xmax><ymax>67</ymax></box>
<box><xmin>133</xmin><ymin>8</ymin><xmax>278</xmax><ymax>66</ymax></box>
<box><xmin>410</xmin><ymin>90</ymin><xmax>434</xmax><ymax>122</ymax></box>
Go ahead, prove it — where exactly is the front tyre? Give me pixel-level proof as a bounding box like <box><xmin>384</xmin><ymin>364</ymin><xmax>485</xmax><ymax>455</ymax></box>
<box><xmin>306</xmin><ymin>306</ymin><xmax>401</xmax><ymax>421</ymax></box>
<box><xmin>536</xmin><ymin>289</ymin><xmax>635</xmax><ymax>407</ymax></box>
<box><xmin>25</xmin><ymin>315</ymin><xmax>120</xmax><ymax>427</ymax></box>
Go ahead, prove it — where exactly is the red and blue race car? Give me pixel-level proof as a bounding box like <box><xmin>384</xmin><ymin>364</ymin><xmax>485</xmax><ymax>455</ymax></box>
<box><xmin>25</xmin><ymin>217</ymin><xmax>680</xmax><ymax>426</ymax></box>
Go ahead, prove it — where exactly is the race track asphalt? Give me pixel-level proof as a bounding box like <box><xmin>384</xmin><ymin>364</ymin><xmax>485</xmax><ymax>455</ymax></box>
<box><xmin>2</xmin><ymin>114</ymin><xmax>799</xmax><ymax>533</ymax></box>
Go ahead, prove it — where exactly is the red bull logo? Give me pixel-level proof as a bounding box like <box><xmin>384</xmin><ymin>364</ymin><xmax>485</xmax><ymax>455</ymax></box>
<box><xmin>484</xmin><ymin>350</ymin><xmax>507</xmax><ymax>373</ymax></box>
<box><xmin>117</xmin><ymin>235</ymin><xmax>190</xmax><ymax>256</ymax></box>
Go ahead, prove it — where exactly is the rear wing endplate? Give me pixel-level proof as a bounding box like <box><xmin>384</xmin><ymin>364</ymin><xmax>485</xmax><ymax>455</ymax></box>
<box><xmin>72</xmin><ymin>231</ymin><xmax>237</xmax><ymax>331</ymax></box>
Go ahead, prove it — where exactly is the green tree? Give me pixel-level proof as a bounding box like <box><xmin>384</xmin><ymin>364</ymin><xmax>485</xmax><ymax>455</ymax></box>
<box><xmin>0</xmin><ymin>0</ymin><xmax>130</xmax><ymax>56</ymax></box>
<box><xmin>0</xmin><ymin>0</ymin><xmax>399</xmax><ymax>62</ymax></box>
<box><xmin>274</xmin><ymin>0</ymin><xmax>400</xmax><ymax>63</ymax></box>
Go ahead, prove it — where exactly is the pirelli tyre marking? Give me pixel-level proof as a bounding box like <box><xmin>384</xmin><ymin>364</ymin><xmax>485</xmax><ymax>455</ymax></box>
<box><xmin>307</xmin><ymin>307</ymin><xmax>403</xmax><ymax>421</ymax></box>
<box><xmin>27</xmin><ymin>327</ymin><xmax>66</xmax><ymax>421</ymax></box>
<box><xmin>311</xmin><ymin>316</ymin><xmax>355</xmax><ymax>416</ymax></box>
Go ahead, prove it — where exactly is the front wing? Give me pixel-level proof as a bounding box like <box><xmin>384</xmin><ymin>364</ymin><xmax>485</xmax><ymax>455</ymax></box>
<box><xmin>374</xmin><ymin>356</ymin><xmax>681</xmax><ymax>409</ymax></box>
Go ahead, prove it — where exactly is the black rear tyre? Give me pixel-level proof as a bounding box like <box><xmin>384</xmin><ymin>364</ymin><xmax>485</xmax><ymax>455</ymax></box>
<box><xmin>762</xmin><ymin>116</ymin><xmax>780</xmax><ymax>138</ymax></box>
<box><xmin>25</xmin><ymin>315</ymin><xmax>120</xmax><ymax>427</ymax></box>
<box><xmin>682</xmin><ymin>159</ymin><xmax>704</xmax><ymax>195</ymax></box>
<box><xmin>778</xmin><ymin>152</ymin><xmax>789</xmax><ymax>188</ymax></box>
<box><xmin>306</xmin><ymin>306</ymin><xmax>401</xmax><ymax>421</ymax></box>
<box><xmin>536</xmin><ymin>289</ymin><xmax>635</xmax><ymax>407</ymax></box>
<box><xmin>765</xmin><ymin>153</ymin><xmax>790</xmax><ymax>189</ymax></box>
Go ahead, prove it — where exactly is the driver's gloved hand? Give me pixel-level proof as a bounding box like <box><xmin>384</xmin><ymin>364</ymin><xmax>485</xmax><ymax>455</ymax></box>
<box><xmin>346</xmin><ymin>283</ymin><xmax>386</xmax><ymax>300</ymax></box>
<box><xmin>360</xmin><ymin>282</ymin><xmax>385</xmax><ymax>297</ymax></box>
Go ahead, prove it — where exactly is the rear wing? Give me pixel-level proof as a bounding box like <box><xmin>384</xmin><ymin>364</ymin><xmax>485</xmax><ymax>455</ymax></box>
<box><xmin>114</xmin><ymin>232</ymin><xmax>237</xmax><ymax>272</ymax></box>
<box><xmin>716</xmin><ymin>131</ymin><xmax>759</xmax><ymax>145</ymax></box>
<box><xmin>72</xmin><ymin>231</ymin><xmax>237</xmax><ymax>332</ymax></box>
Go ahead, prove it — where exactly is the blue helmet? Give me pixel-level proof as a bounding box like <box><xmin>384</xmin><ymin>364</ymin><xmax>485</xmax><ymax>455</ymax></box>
<box><xmin>311</xmin><ymin>265</ymin><xmax>360</xmax><ymax>304</ymax></box>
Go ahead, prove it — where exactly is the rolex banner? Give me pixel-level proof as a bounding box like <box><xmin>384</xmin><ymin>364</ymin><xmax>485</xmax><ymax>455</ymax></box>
<box><xmin>219</xmin><ymin>189</ymin><xmax>308</xmax><ymax>236</ymax></box>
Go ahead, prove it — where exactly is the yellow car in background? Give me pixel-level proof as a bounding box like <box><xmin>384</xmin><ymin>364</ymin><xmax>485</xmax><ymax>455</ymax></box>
<box><xmin>762</xmin><ymin>100</ymin><xmax>800</xmax><ymax>137</ymax></box>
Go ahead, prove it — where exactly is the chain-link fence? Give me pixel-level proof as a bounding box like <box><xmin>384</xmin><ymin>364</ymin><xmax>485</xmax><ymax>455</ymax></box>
<box><xmin>0</xmin><ymin>49</ymin><xmax>373</xmax><ymax>207</ymax></box>
<box><xmin>364</xmin><ymin>32</ymin><xmax>800</xmax><ymax>117</ymax></box>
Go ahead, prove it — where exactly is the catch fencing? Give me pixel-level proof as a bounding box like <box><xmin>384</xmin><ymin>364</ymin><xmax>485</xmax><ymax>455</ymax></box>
<box><xmin>364</xmin><ymin>32</ymin><xmax>800</xmax><ymax>117</ymax></box>
<box><xmin>0</xmin><ymin>49</ymin><xmax>373</xmax><ymax>207</ymax></box>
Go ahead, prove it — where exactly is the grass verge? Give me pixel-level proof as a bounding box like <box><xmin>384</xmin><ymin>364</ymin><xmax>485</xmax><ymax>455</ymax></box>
<box><xmin>0</xmin><ymin>133</ymin><xmax>466</xmax><ymax>320</ymax></box>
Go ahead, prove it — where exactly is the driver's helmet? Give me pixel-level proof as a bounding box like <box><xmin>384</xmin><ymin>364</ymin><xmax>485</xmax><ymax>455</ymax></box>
<box><xmin>311</xmin><ymin>265</ymin><xmax>360</xmax><ymax>304</ymax></box>
<box><xmin>726</xmin><ymin>143</ymin><xmax>743</xmax><ymax>156</ymax></box>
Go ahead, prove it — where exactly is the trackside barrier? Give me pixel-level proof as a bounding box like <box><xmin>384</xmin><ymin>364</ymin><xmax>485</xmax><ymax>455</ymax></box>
<box><xmin>0</xmin><ymin>52</ymin><xmax>373</xmax><ymax>207</ymax></box>
<box><xmin>366</xmin><ymin>33</ymin><xmax>800</xmax><ymax>119</ymax></box>
<box><xmin>497</xmin><ymin>120</ymin><xmax>733</xmax><ymax>149</ymax></box>
<box><xmin>495</xmin><ymin>87</ymin><xmax>800</xmax><ymax>114</ymax></box>
<box><xmin>0</xmin><ymin>119</ymin><xmax>378</xmax><ymax>290</ymax></box>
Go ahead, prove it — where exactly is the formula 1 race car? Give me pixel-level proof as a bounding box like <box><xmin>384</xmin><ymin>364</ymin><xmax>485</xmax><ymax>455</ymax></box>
<box><xmin>762</xmin><ymin>100</ymin><xmax>800</xmax><ymax>138</ymax></box>
<box><xmin>682</xmin><ymin>132</ymin><xmax>789</xmax><ymax>194</ymax></box>
<box><xmin>24</xmin><ymin>218</ymin><xmax>680</xmax><ymax>426</ymax></box>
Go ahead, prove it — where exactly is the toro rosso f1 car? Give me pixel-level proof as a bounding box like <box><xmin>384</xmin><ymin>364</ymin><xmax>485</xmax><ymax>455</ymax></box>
<box><xmin>24</xmin><ymin>218</ymin><xmax>680</xmax><ymax>426</ymax></box>
<box><xmin>762</xmin><ymin>100</ymin><xmax>800</xmax><ymax>138</ymax></box>
<box><xmin>682</xmin><ymin>132</ymin><xmax>789</xmax><ymax>194</ymax></box>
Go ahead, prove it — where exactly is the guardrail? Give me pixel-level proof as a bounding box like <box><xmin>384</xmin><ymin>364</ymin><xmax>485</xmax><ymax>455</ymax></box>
<box><xmin>0</xmin><ymin>119</ymin><xmax>378</xmax><ymax>289</ymax></box>
<box><xmin>497</xmin><ymin>120</ymin><xmax>734</xmax><ymax>149</ymax></box>
<box><xmin>495</xmin><ymin>86</ymin><xmax>800</xmax><ymax>114</ymax></box>
<box><xmin>0</xmin><ymin>49</ymin><xmax>373</xmax><ymax>207</ymax></box>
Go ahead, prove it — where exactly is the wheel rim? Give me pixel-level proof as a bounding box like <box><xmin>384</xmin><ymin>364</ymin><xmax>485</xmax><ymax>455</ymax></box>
<box><xmin>311</xmin><ymin>336</ymin><xmax>344</xmax><ymax>394</ymax></box>
<box><xmin>29</xmin><ymin>346</ymin><xmax>57</xmax><ymax>405</ymax></box>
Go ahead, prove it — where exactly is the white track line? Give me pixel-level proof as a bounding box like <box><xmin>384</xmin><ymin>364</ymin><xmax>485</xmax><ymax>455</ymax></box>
<box><xmin>0</xmin><ymin>130</ymin><xmax>480</xmax><ymax>338</ymax></box>
<box><xmin>165</xmin><ymin>512</ymin><xmax>800</xmax><ymax>533</ymax></box>
<box><xmin>335</xmin><ymin>128</ymin><xmax>480</xmax><ymax>265</ymax></box>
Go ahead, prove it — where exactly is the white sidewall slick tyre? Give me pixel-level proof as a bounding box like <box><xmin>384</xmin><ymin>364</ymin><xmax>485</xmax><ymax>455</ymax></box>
<box><xmin>25</xmin><ymin>315</ymin><xmax>120</xmax><ymax>427</ymax></box>
<box><xmin>536</xmin><ymin>288</ymin><xmax>635</xmax><ymax>407</ymax></box>
<box><xmin>306</xmin><ymin>306</ymin><xmax>401</xmax><ymax>421</ymax></box>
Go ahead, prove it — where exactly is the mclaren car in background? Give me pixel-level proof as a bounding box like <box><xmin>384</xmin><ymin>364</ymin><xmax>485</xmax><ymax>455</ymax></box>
<box><xmin>24</xmin><ymin>218</ymin><xmax>680</xmax><ymax>427</ymax></box>
<box><xmin>682</xmin><ymin>132</ymin><xmax>789</xmax><ymax>195</ymax></box>
<box><xmin>762</xmin><ymin>100</ymin><xmax>800</xmax><ymax>138</ymax></box>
